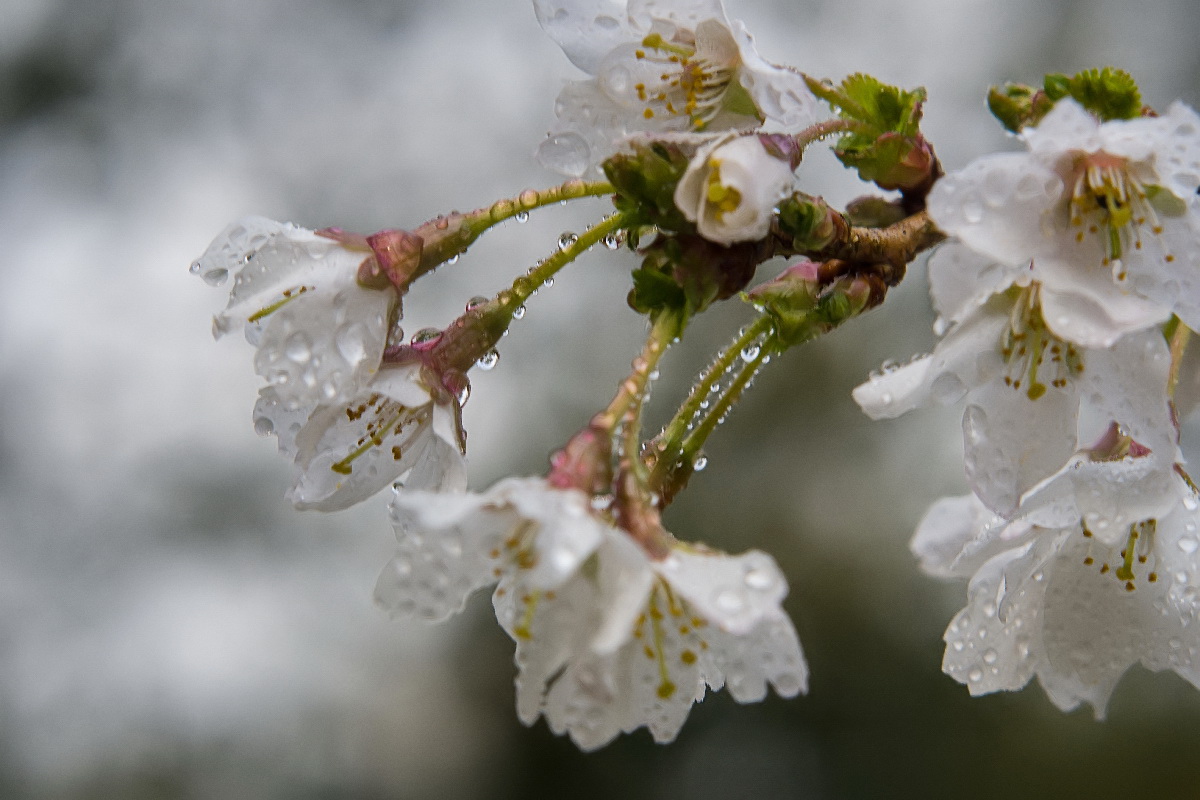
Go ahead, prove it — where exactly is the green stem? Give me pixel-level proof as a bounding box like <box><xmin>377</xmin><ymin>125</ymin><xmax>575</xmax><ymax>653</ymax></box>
<box><xmin>679</xmin><ymin>333</ymin><xmax>774</xmax><ymax>465</ymax></box>
<box><xmin>470</xmin><ymin>180</ymin><xmax>615</xmax><ymax>237</ymax></box>
<box><xmin>620</xmin><ymin>310</ymin><xmax>684</xmax><ymax>485</ymax></box>
<box><xmin>649</xmin><ymin>315</ymin><xmax>774</xmax><ymax>485</ymax></box>
<box><xmin>502</xmin><ymin>213</ymin><xmax>627</xmax><ymax>310</ymax></box>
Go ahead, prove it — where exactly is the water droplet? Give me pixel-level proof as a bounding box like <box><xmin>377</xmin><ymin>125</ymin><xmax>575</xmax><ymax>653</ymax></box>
<box><xmin>202</xmin><ymin>268</ymin><xmax>229</xmax><ymax>286</ymax></box>
<box><xmin>1178</xmin><ymin>537</ymin><xmax>1198</xmax><ymax>554</ymax></box>
<box><xmin>254</xmin><ymin>416</ymin><xmax>274</xmax><ymax>436</ymax></box>
<box><xmin>740</xmin><ymin>344</ymin><xmax>761</xmax><ymax>362</ymax></box>
<box><xmin>743</xmin><ymin>567</ymin><xmax>773</xmax><ymax>591</ymax></box>
<box><xmin>285</xmin><ymin>332</ymin><xmax>312</xmax><ymax>363</ymax></box>
<box><xmin>411</xmin><ymin>327</ymin><xmax>441</xmax><ymax>345</ymax></box>
<box><xmin>465</xmin><ymin>295</ymin><xmax>488</xmax><ymax>311</ymax></box>
<box><xmin>558</xmin><ymin>231</ymin><xmax>579</xmax><ymax>251</ymax></box>
<box><xmin>512</xmin><ymin>304</ymin><xmax>526</xmax><ymax>320</ymax></box>
<box><xmin>693</xmin><ymin>454</ymin><xmax>708</xmax><ymax>471</ymax></box>
<box><xmin>603</xmin><ymin>232</ymin><xmax>621</xmax><ymax>250</ymax></box>
<box><xmin>982</xmin><ymin>648</ymin><xmax>998</xmax><ymax>665</ymax></box>
<box><xmin>189</xmin><ymin>260</ymin><xmax>201</xmax><ymax>275</ymax></box>
<box><xmin>713</xmin><ymin>589</ymin><xmax>746</xmax><ymax>614</ymax></box>
<box><xmin>967</xmin><ymin>667</ymin><xmax>984</xmax><ymax>683</ymax></box>
<box><xmin>515</xmin><ymin>211</ymin><xmax>530</xmax><ymax>223</ymax></box>
<box><xmin>476</xmin><ymin>349</ymin><xmax>500</xmax><ymax>370</ymax></box>
<box><xmin>544</xmin><ymin>277</ymin><xmax>555</xmax><ymax>287</ymax></box>
<box><xmin>456</xmin><ymin>382</ymin><xmax>471</xmax><ymax>405</ymax></box>
<box><xmin>447</xmin><ymin>254</ymin><xmax>460</xmax><ymax>265</ymax></box>
<box><xmin>590</xmin><ymin>494</ymin><xmax>614</xmax><ymax>511</ymax></box>
<box><xmin>1185</xmin><ymin>493</ymin><xmax>1199</xmax><ymax>511</ymax></box>
<box><xmin>329</xmin><ymin>326</ymin><xmax>362</xmax><ymax>365</ymax></box>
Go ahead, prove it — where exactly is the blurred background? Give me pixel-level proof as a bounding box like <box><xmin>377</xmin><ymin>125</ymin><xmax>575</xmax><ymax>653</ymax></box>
<box><xmin>3</xmin><ymin>0</ymin><xmax>1200</xmax><ymax>797</ymax></box>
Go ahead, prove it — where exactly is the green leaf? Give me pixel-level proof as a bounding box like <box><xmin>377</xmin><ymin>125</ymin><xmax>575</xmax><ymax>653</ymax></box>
<box><xmin>628</xmin><ymin>267</ymin><xmax>686</xmax><ymax>314</ymax></box>
<box><xmin>1057</xmin><ymin>67</ymin><xmax>1142</xmax><ymax>121</ymax></box>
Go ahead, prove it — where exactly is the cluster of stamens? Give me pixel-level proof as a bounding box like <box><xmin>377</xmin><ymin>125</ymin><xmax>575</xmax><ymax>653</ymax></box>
<box><xmin>490</xmin><ymin>520</ymin><xmax>548</xmax><ymax>639</ymax></box>
<box><xmin>331</xmin><ymin>393</ymin><xmax>420</xmax><ymax>474</ymax></box>
<box><xmin>1081</xmin><ymin>520</ymin><xmax>1159</xmax><ymax>592</ymax></box>
<box><xmin>633</xmin><ymin>581</ymin><xmax>708</xmax><ymax>699</ymax></box>
<box><xmin>634</xmin><ymin>33</ymin><xmax>736</xmax><ymax>129</ymax></box>
<box><xmin>1000</xmin><ymin>284</ymin><xmax>1084</xmax><ymax>400</ymax></box>
<box><xmin>1067</xmin><ymin>152</ymin><xmax>1172</xmax><ymax>278</ymax></box>
<box><xmin>704</xmin><ymin>157</ymin><xmax>742</xmax><ymax>220</ymax></box>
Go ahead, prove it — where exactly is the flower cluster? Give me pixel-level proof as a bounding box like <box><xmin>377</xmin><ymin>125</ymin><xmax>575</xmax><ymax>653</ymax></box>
<box><xmin>856</xmin><ymin>89</ymin><xmax>1200</xmax><ymax>713</ymax></box>
<box><xmin>194</xmin><ymin>0</ymin><xmax>1200</xmax><ymax>753</ymax></box>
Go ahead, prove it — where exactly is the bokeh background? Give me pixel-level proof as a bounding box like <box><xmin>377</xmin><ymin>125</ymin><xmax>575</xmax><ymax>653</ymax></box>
<box><xmin>4</xmin><ymin>0</ymin><xmax>1200</xmax><ymax>797</ymax></box>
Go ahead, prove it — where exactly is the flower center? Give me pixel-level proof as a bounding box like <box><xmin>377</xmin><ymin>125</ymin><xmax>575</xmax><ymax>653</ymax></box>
<box><xmin>1080</xmin><ymin>520</ymin><xmax>1159</xmax><ymax>591</ymax></box>
<box><xmin>330</xmin><ymin>393</ymin><xmax>425</xmax><ymax>474</ymax></box>
<box><xmin>704</xmin><ymin>157</ymin><xmax>743</xmax><ymax>220</ymax></box>
<box><xmin>1066</xmin><ymin>151</ymin><xmax>1176</xmax><ymax>278</ymax></box>
<box><xmin>633</xmin><ymin>581</ymin><xmax>707</xmax><ymax>699</ymax></box>
<box><xmin>634</xmin><ymin>32</ymin><xmax>737</xmax><ymax>129</ymax></box>
<box><xmin>1000</xmin><ymin>284</ymin><xmax>1084</xmax><ymax>400</ymax></box>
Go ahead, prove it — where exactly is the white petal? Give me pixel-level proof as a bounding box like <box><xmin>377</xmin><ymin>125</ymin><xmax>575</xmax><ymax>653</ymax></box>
<box><xmin>927</xmin><ymin>153</ymin><xmax>1061</xmax><ymax>266</ymax></box>
<box><xmin>375</xmin><ymin>491</ymin><xmax>511</xmax><ymax>622</ymax></box>
<box><xmin>926</xmin><ymin>242</ymin><xmax>1027</xmax><ymax>329</ymax></box>
<box><xmin>1038</xmin><ymin>273</ymin><xmax>1168</xmax><ymax>348</ymax></box>
<box><xmin>656</xmin><ymin>548</ymin><xmax>787</xmax><ymax>635</ymax></box>
<box><xmin>853</xmin><ymin>306</ymin><xmax>1008</xmax><ymax>420</ymax></box>
<box><xmin>533</xmin><ymin>0</ymin><xmax>634</xmax><ymax>74</ymax></box>
<box><xmin>700</xmin><ymin>608</ymin><xmax>807</xmax><ymax>702</ymax></box>
<box><xmin>1021</xmin><ymin>98</ymin><xmax>1101</xmax><ymax>159</ymax></box>
<box><xmin>731</xmin><ymin>21</ymin><xmax>819</xmax><ymax>130</ymax></box>
<box><xmin>962</xmin><ymin>384</ymin><xmax>1079</xmax><ymax>517</ymax></box>
<box><xmin>911</xmin><ymin>494</ymin><xmax>1001</xmax><ymax>579</ymax></box>
<box><xmin>1080</xmin><ymin>329</ymin><xmax>1174</xmax><ymax>459</ymax></box>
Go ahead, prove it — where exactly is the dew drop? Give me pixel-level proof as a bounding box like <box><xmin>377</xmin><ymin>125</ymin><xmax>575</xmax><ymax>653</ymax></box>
<box><xmin>545</xmin><ymin>277</ymin><xmax>555</xmax><ymax>287</ymax></box>
<box><xmin>743</xmin><ymin>567</ymin><xmax>774</xmax><ymax>591</ymax></box>
<box><xmin>558</xmin><ymin>231</ymin><xmax>579</xmax><ymax>251</ymax></box>
<box><xmin>515</xmin><ymin>211</ymin><xmax>530</xmax><ymax>223</ymax></box>
<box><xmin>967</xmin><ymin>667</ymin><xmax>984</xmax><ymax>683</ymax></box>
<box><xmin>285</xmin><ymin>332</ymin><xmax>312</xmax><ymax>363</ymax></box>
<box><xmin>465</xmin><ymin>295</ymin><xmax>488</xmax><ymax>311</ymax></box>
<box><xmin>411</xmin><ymin>327</ymin><xmax>441</xmax><ymax>345</ymax></box>
<box><xmin>447</xmin><ymin>254</ymin><xmax>460</xmax><ymax>265</ymax></box>
<box><xmin>982</xmin><ymin>648</ymin><xmax>998</xmax><ymax>665</ymax></box>
<box><xmin>1178</xmin><ymin>537</ymin><xmax>1198</xmax><ymax>554</ymax></box>
<box><xmin>189</xmin><ymin>260</ymin><xmax>201</xmax><ymax>275</ymax></box>
<box><xmin>254</xmin><ymin>417</ymin><xmax>274</xmax><ymax>436</ymax></box>
<box><xmin>603</xmin><ymin>232</ymin><xmax>621</xmax><ymax>250</ymax></box>
<box><xmin>512</xmin><ymin>304</ymin><xmax>527</xmax><ymax>320</ymax></box>
<box><xmin>740</xmin><ymin>344</ymin><xmax>761</xmax><ymax>362</ymax></box>
<box><xmin>335</xmin><ymin>323</ymin><xmax>367</xmax><ymax>365</ymax></box>
<box><xmin>713</xmin><ymin>589</ymin><xmax>746</xmax><ymax>613</ymax></box>
<box><xmin>476</xmin><ymin>349</ymin><xmax>500</xmax><ymax>370</ymax></box>
<box><xmin>693</xmin><ymin>454</ymin><xmax>708</xmax><ymax>471</ymax></box>
<box><xmin>202</xmin><ymin>268</ymin><xmax>229</xmax><ymax>286</ymax></box>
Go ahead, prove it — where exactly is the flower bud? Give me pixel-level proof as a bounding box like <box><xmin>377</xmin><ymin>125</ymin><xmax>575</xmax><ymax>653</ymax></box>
<box><xmin>674</xmin><ymin>134</ymin><xmax>796</xmax><ymax>245</ymax></box>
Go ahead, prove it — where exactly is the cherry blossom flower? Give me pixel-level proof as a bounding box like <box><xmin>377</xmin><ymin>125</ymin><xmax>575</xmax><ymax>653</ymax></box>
<box><xmin>376</xmin><ymin>476</ymin><xmax>807</xmax><ymax>750</ymax></box>
<box><xmin>194</xmin><ymin>216</ymin><xmax>396</xmax><ymax>410</ymax></box>
<box><xmin>929</xmin><ymin>98</ymin><xmax>1200</xmax><ymax>331</ymax></box>
<box><xmin>253</xmin><ymin>362</ymin><xmax>466</xmax><ymax>511</ymax></box>
<box><xmin>533</xmin><ymin>0</ymin><xmax>820</xmax><ymax>176</ymax></box>
<box><xmin>674</xmin><ymin>133</ymin><xmax>797</xmax><ymax>244</ymax></box>
<box><xmin>854</xmin><ymin>244</ymin><xmax>1175</xmax><ymax>516</ymax></box>
<box><xmin>914</xmin><ymin>455</ymin><xmax>1200</xmax><ymax>716</ymax></box>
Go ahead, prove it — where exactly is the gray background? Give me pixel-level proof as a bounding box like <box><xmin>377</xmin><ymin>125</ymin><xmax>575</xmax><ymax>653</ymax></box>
<box><xmin>3</xmin><ymin>0</ymin><xmax>1200</xmax><ymax>797</ymax></box>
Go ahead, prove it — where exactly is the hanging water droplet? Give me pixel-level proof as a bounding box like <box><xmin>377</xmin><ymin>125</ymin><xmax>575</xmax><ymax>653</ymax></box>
<box><xmin>189</xmin><ymin>260</ymin><xmax>201</xmax><ymax>275</ymax></box>
<box><xmin>254</xmin><ymin>416</ymin><xmax>274</xmax><ymax>436</ymax></box>
<box><xmin>558</xmin><ymin>231</ymin><xmax>579</xmax><ymax>251</ymax></box>
<box><xmin>982</xmin><ymin>648</ymin><xmax>998</xmax><ymax>665</ymax></box>
<box><xmin>515</xmin><ymin>211</ymin><xmax>530</xmax><ymax>223</ymax></box>
<box><xmin>544</xmin><ymin>277</ymin><xmax>555</xmax><ymax>288</ymax></box>
<box><xmin>447</xmin><ymin>254</ymin><xmax>460</xmax><ymax>265</ymax></box>
<box><xmin>512</xmin><ymin>304</ymin><xmax>527</xmax><ymax>320</ymax></box>
<box><xmin>411</xmin><ymin>327</ymin><xmax>441</xmax><ymax>345</ymax></box>
<box><xmin>743</xmin><ymin>567</ymin><xmax>773</xmax><ymax>591</ymax></box>
<box><xmin>465</xmin><ymin>295</ymin><xmax>488</xmax><ymax>311</ymax></box>
<box><xmin>648</xmin><ymin>369</ymin><xmax>659</xmax><ymax>380</ymax></box>
<box><xmin>456</xmin><ymin>382</ymin><xmax>471</xmax><ymax>405</ymax></box>
<box><xmin>967</xmin><ymin>667</ymin><xmax>984</xmax><ymax>683</ymax></box>
<box><xmin>740</xmin><ymin>344</ymin><xmax>761</xmax><ymax>362</ymax></box>
<box><xmin>693</xmin><ymin>454</ymin><xmax>708</xmax><ymax>471</ymax></box>
<box><xmin>476</xmin><ymin>349</ymin><xmax>500</xmax><ymax>370</ymax></box>
<box><xmin>603</xmin><ymin>232</ymin><xmax>621</xmax><ymax>250</ymax></box>
<box><xmin>202</xmin><ymin>268</ymin><xmax>229</xmax><ymax>286</ymax></box>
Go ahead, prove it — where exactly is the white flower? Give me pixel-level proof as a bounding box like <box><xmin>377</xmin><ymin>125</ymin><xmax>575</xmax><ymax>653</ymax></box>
<box><xmin>376</xmin><ymin>477</ymin><xmax>807</xmax><ymax>750</ymax></box>
<box><xmin>673</xmin><ymin>133</ymin><xmax>795</xmax><ymax>244</ymax></box>
<box><xmin>853</xmin><ymin>244</ymin><xmax>1175</xmax><ymax>516</ymax></box>
<box><xmin>533</xmin><ymin>0</ymin><xmax>820</xmax><ymax>176</ymax></box>
<box><xmin>929</xmin><ymin>98</ymin><xmax>1200</xmax><ymax>331</ymax></box>
<box><xmin>254</xmin><ymin>362</ymin><xmax>466</xmax><ymax>511</ymax></box>
<box><xmin>194</xmin><ymin>216</ymin><xmax>396</xmax><ymax>409</ymax></box>
<box><xmin>914</xmin><ymin>457</ymin><xmax>1200</xmax><ymax>716</ymax></box>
